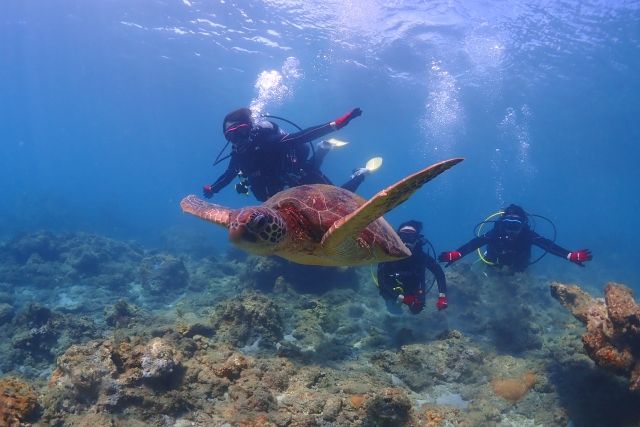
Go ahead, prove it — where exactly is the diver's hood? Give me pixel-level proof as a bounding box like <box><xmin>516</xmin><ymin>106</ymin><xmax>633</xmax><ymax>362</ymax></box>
<box><xmin>223</xmin><ymin>108</ymin><xmax>253</xmax><ymax>133</ymax></box>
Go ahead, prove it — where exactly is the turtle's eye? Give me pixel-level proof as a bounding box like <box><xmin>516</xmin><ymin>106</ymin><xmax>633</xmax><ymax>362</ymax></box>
<box><xmin>248</xmin><ymin>212</ymin><xmax>267</xmax><ymax>231</ymax></box>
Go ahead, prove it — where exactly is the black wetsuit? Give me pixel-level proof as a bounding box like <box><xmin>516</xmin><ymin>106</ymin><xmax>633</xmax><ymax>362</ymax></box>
<box><xmin>377</xmin><ymin>247</ymin><xmax>446</xmax><ymax>314</ymax></box>
<box><xmin>455</xmin><ymin>222</ymin><xmax>571</xmax><ymax>272</ymax></box>
<box><xmin>211</xmin><ymin>120</ymin><xmax>362</xmax><ymax>201</ymax></box>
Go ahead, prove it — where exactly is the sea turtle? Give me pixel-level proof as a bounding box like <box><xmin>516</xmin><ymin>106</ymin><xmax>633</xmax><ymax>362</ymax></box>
<box><xmin>181</xmin><ymin>158</ymin><xmax>463</xmax><ymax>267</ymax></box>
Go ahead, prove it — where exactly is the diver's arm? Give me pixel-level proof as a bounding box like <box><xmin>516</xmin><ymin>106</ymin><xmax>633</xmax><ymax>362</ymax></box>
<box><xmin>456</xmin><ymin>235</ymin><xmax>491</xmax><ymax>258</ymax></box>
<box><xmin>209</xmin><ymin>156</ymin><xmax>239</xmax><ymax>193</ymax></box>
<box><xmin>280</xmin><ymin>108</ymin><xmax>362</xmax><ymax>147</ymax></box>
<box><xmin>280</xmin><ymin>123</ymin><xmax>338</xmax><ymax>146</ymax></box>
<box><xmin>439</xmin><ymin>233</ymin><xmax>491</xmax><ymax>265</ymax></box>
<box><xmin>530</xmin><ymin>231</ymin><xmax>571</xmax><ymax>259</ymax></box>
<box><xmin>250</xmin><ymin>118</ymin><xmax>323</xmax><ymax>149</ymax></box>
<box><xmin>424</xmin><ymin>255</ymin><xmax>447</xmax><ymax>295</ymax></box>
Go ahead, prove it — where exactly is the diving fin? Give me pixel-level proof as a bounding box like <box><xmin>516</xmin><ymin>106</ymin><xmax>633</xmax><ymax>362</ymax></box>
<box><xmin>325</xmin><ymin>138</ymin><xmax>349</xmax><ymax>148</ymax></box>
<box><xmin>365</xmin><ymin>157</ymin><xmax>383</xmax><ymax>173</ymax></box>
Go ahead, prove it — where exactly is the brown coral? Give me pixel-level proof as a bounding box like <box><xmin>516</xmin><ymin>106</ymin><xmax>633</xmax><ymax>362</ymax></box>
<box><xmin>425</xmin><ymin>408</ymin><xmax>444</xmax><ymax>426</ymax></box>
<box><xmin>365</xmin><ymin>388</ymin><xmax>412</xmax><ymax>426</ymax></box>
<box><xmin>0</xmin><ymin>377</ymin><xmax>38</xmax><ymax>426</ymax></box>
<box><xmin>421</xmin><ymin>406</ymin><xmax>462</xmax><ymax>427</ymax></box>
<box><xmin>213</xmin><ymin>354</ymin><xmax>250</xmax><ymax>380</ymax></box>
<box><xmin>551</xmin><ymin>282</ymin><xmax>640</xmax><ymax>391</ymax></box>
<box><xmin>349</xmin><ymin>394</ymin><xmax>366</xmax><ymax>408</ymax></box>
<box><xmin>605</xmin><ymin>283</ymin><xmax>640</xmax><ymax>337</ymax></box>
<box><xmin>491</xmin><ymin>372</ymin><xmax>537</xmax><ymax>403</ymax></box>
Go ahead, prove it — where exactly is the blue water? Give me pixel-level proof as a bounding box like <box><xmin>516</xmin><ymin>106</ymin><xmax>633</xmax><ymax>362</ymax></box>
<box><xmin>1</xmin><ymin>0</ymin><xmax>639</xmax><ymax>286</ymax></box>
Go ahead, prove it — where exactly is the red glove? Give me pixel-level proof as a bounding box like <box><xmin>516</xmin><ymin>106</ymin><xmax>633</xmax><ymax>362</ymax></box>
<box><xmin>400</xmin><ymin>294</ymin><xmax>418</xmax><ymax>306</ymax></box>
<box><xmin>438</xmin><ymin>251</ymin><xmax>461</xmax><ymax>263</ymax></box>
<box><xmin>567</xmin><ymin>249</ymin><xmax>592</xmax><ymax>266</ymax></box>
<box><xmin>333</xmin><ymin>108</ymin><xmax>362</xmax><ymax>129</ymax></box>
<box><xmin>436</xmin><ymin>294</ymin><xmax>448</xmax><ymax>311</ymax></box>
<box><xmin>203</xmin><ymin>184</ymin><xmax>214</xmax><ymax>199</ymax></box>
<box><xmin>400</xmin><ymin>294</ymin><xmax>424</xmax><ymax>313</ymax></box>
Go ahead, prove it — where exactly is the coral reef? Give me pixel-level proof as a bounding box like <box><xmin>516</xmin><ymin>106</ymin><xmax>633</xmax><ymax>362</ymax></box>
<box><xmin>2</xmin><ymin>230</ymin><xmax>640</xmax><ymax>426</ymax></box>
<box><xmin>0</xmin><ymin>377</ymin><xmax>38</xmax><ymax>426</ymax></box>
<box><xmin>551</xmin><ymin>282</ymin><xmax>640</xmax><ymax>391</ymax></box>
<box><xmin>140</xmin><ymin>337</ymin><xmax>183</xmax><ymax>380</ymax></box>
<box><xmin>438</xmin><ymin>264</ymin><xmax>555</xmax><ymax>354</ymax></box>
<box><xmin>40</xmin><ymin>331</ymin><xmax>412</xmax><ymax>426</ymax></box>
<box><xmin>491</xmin><ymin>372</ymin><xmax>537</xmax><ymax>403</ymax></box>
<box><xmin>240</xmin><ymin>255</ymin><xmax>358</xmax><ymax>293</ymax></box>
<box><xmin>210</xmin><ymin>291</ymin><xmax>283</xmax><ymax>348</ymax></box>
<box><xmin>104</xmin><ymin>299</ymin><xmax>143</xmax><ymax>328</ymax></box>
<box><xmin>0</xmin><ymin>231</ymin><xmax>144</xmax><ymax>289</ymax></box>
<box><xmin>43</xmin><ymin>334</ymin><xmax>187</xmax><ymax>420</ymax></box>
<box><xmin>371</xmin><ymin>330</ymin><xmax>485</xmax><ymax>391</ymax></box>
<box><xmin>365</xmin><ymin>387</ymin><xmax>412</xmax><ymax>426</ymax></box>
<box><xmin>138</xmin><ymin>254</ymin><xmax>189</xmax><ymax>295</ymax></box>
<box><xmin>4</xmin><ymin>303</ymin><xmax>99</xmax><ymax>376</ymax></box>
<box><xmin>0</xmin><ymin>302</ymin><xmax>13</xmax><ymax>324</ymax></box>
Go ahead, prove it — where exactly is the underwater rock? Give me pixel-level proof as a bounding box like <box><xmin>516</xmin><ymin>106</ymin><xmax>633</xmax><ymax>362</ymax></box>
<box><xmin>104</xmin><ymin>299</ymin><xmax>142</xmax><ymax>328</ymax></box>
<box><xmin>210</xmin><ymin>353</ymin><xmax>249</xmax><ymax>380</ymax></box>
<box><xmin>0</xmin><ymin>376</ymin><xmax>38</xmax><ymax>426</ymax></box>
<box><xmin>241</xmin><ymin>255</ymin><xmax>358</xmax><ymax>292</ymax></box>
<box><xmin>43</xmin><ymin>329</ymin><xmax>394</xmax><ymax>425</ymax></box>
<box><xmin>241</xmin><ymin>256</ymin><xmax>284</xmax><ymax>291</ymax></box>
<box><xmin>365</xmin><ymin>387</ymin><xmax>412</xmax><ymax>427</ymax></box>
<box><xmin>6</xmin><ymin>231</ymin><xmax>61</xmax><ymax>264</ymax></box>
<box><xmin>140</xmin><ymin>338</ymin><xmax>182</xmax><ymax>380</ymax></box>
<box><xmin>419</xmin><ymin>405</ymin><xmax>463</xmax><ymax>427</ymax></box>
<box><xmin>44</xmin><ymin>334</ymin><xmax>186</xmax><ymax>422</ymax></box>
<box><xmin>551</xmin><ymin>281</ymin><xmax>640</xmax><ymax>391</ymax></box>
<box><xmin>371</xmin><ymin>331</ymin><xmax>484</xmax><ymax>391</ymax></box>
<box><xmin>48</xmin><ymin>340</ymin><xmax>118</xmax><ymax>404</ymax></box>
<box><xmin>549</xmin><ymin>282</ymin><xmax>596</xmax><ymax>323</ymax></box>
<box><xmin>0</xmin><ymin>303</ymin><xmax>14</xmax><ymax>324</ymax></box>
<box><xmin>10</xmin><ymin>303</ymin><xmax>98</xmax><ymax>367</ymax></box>
<box><xmin>210</xmin><ymin>291</ymin><xmax>283</xmax><ymax>348</ymax></box>
<box><xmin>0</xmin><ymin>232</ymin><xmax>144</xmax><ymax>288</ymax></box>
<box><xmin>0</xmin><ymin>285</ymin><xmax>12</xmax><ymax>304</ymax></box>
<box><xmin>446</xmin><ymin>266</ymin><xmax>550</xmax><ymax>354</ymax></box>
<box><xmin>138</xmin><ymin>254</ymin><xmax>189</xmax><ymax>295</ymax></box>
<box><xmin>174</xmin><ymin>313</ymin><xmax>215</xmax><ymax>338</ymax></box>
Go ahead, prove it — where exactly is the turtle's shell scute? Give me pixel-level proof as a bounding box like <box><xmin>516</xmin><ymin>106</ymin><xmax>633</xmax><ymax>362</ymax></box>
<box><xmin>265</xmin><ymin>184</ymin><xmax>365</xmax><ymax>237</ymax></box>
<box><xmin>263</xmin><ymin>184</ymin><xmax>406</xmax><ymax>265</ymax></box>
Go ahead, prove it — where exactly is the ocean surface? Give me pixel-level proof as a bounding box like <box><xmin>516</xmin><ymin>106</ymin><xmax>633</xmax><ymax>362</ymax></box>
<box><xmin>1</xmin><ymin>1</ymin><xmax>640</xmax><ymax>425</ymax></box>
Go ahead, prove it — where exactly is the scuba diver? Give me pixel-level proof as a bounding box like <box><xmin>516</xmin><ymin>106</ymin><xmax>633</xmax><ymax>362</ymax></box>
<box><xmin>203</xmin><ymin>107</ymin><xmax>378</xmax><ymax>202</ymax></box>
<box><xmin>438</xmin><ymin>204</ymin><xmax>593</xmax><ymax>273</ymax></box>
<box><xmin>377</xmin><ymin>220</ymin><xmax>448</xmax><ymax>315</ymax></box>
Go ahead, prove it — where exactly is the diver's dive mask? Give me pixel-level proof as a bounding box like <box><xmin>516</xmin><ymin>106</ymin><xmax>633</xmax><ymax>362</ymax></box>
<box><xmin>224</xmin><ymin>122</ymin><xmax>252</xmax><ymax>145</ymax></box>
<box><xmin>502</xmin><ymin>215</ymin><xmax>525</xmax><ymax>234</ymax></box>
<box><xmin>398</xmin><ymin>225</ymin><xmax>424</xmax><ymax>250</ymax></box>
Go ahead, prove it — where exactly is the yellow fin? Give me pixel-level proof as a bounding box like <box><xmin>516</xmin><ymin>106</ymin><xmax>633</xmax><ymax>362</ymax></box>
<box><xmin>326</xmin><ymin>138</ymin><xmax>349</xmax><ymax>148</ymax></box>
<box><xmin>365</xmin><ymin>157</ymin><xmax>383</xmax><ymax>172</ymax></box>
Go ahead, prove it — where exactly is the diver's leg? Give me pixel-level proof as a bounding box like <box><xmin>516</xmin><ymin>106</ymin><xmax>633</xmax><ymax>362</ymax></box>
<box><xmin>299</xmin><ymin>167</ymin><xmax>333</xmax><ymax>186</ymax></box>
<box><xmin>385</xmin><ymin>298</ymin><xmax>404</xmax><ymax>315</ymax></box>
<box><xmin>340</xmin><ymin>170</ymin><xmax>366</xmax><ymax>193</ymax></box>
<box><xmin>311</xmin><ymin>141</ymin><xmax>332</xmax><ymax>169</ymax></box>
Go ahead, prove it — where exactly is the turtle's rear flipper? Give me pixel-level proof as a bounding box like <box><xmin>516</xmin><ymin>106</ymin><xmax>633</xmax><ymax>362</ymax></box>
<box><xmin>321</xmin><ymin>158</ymin><xmax>463</xmax><ymax>250</ymax></box>
<box><xmin>180</xmin><ymin>195</ymin><xmax>231</xmax><ymax>228</ymax></box>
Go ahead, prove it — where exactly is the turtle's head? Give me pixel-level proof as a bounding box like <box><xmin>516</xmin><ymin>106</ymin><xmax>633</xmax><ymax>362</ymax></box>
<box><xmin>228</xmin><ymin>207</ymin><xmax>287</xmax><ymax>254</ymax></box>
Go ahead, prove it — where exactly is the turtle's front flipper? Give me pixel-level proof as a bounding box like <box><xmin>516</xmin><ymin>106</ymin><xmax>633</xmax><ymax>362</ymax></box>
<box><xmin>180</xmin><ymin>195</ymin><xmax>231</xmax><ymax>228</ymax></box>
<box><xmin>321</xmin><ymin>158</ymin><xmax>463</xmax><ymax>250</ymax></box>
